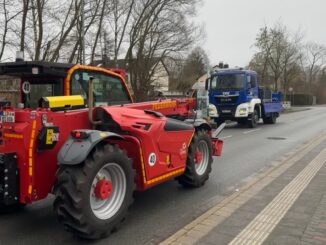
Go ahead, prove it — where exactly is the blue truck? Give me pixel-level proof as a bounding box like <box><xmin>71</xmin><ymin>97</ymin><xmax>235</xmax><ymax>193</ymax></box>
<box><xmin>206</xmin><ymin>67</ymin><xmax>283</xmax><ymax>128</ymax></box>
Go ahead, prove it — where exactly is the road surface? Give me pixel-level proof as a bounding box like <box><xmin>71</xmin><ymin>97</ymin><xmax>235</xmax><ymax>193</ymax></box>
<box><xmin>1</xmin><ymin>106</ymin><xmax>326</xmax><ymax>245</ymax></box>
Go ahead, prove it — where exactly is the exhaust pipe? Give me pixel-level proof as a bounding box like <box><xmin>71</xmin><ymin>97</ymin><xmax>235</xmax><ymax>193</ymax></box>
<box><xmin>88</xmin><ymin>77</ymin><xmax>102</xmax><ymax>125</ymax></box>
<box><xmin>15</xmin><ymin>51</ymin><xmax>24</xmax><ymax>62</ymax></box>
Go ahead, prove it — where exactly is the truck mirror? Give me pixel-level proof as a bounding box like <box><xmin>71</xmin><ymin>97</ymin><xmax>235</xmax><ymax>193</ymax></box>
<box><xmin>247</xmin><ymin>75</ymin><xmax>251</xmax><ymax>89</ymax></box>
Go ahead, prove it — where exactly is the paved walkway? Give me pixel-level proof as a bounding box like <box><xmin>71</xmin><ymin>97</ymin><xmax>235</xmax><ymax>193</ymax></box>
<box><xmin>160</xmin><ymin>131</ymin><xmax>326</xmax><ymax>245</ymax></box>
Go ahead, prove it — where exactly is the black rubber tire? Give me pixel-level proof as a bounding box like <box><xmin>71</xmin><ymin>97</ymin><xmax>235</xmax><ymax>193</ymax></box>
<box><xmin>247</xmin><ymin>109</ymin><xmax>259</xmax><ymax>128</ymax></box>
<box><xmin>53</xmin><ymin>144</ymin><xmax>135</xmax><ymax>239</ymax></box>
<box><xmin>263</xmin><ymin>113</ymin><xmax>276</xmax><ymax>124</ymax></box>
<box><xmin>177</xmin><ymin>130</ymin><xmax>213</xmax><ymax>188</ymax></box>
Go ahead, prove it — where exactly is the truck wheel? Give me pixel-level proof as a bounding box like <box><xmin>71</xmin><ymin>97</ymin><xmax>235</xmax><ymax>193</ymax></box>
<box><xmin>177</xmin><ymin>130</ymin><xmax>213</xmax><ymax>188</ymax></box>
<box><xmin>263</xmin><ymin>113</ymin><xmax>276</xmax><ymax>124</ymax></box>
<box><xmin>247</xmin><ymin>109</ymin><xmax>259</xmax><ymax>128</ymax></box>
<box><xmin>53</xmin><ymin>144</ymin><xmax>135</xmax><ymax>239</ymax></box>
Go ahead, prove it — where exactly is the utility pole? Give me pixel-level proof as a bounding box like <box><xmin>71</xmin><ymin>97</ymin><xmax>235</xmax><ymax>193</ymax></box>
<box><xmin>80</xmin><ymin>0</ymin><xmax>85</xmax><ymax>64</ymax></box>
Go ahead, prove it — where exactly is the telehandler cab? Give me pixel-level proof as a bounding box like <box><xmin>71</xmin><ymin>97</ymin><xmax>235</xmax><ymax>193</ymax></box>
<box><xmin>0</xmin><ymin>61</ymin><xmax>224</xmax><ymax>239</ymax></box>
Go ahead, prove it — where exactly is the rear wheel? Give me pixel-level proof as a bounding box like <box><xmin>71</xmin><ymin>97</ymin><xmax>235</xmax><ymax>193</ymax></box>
<box><xmin>177</xmin><ymin>130</ymin><xmax>213</xmax><ymax>188</ymax></box>
<box><xmin>263</xmin><ymin>113</ymin><xmax>277</xmax><ymax>124</ymax></box>
<box><xmin>53</xmin><ymin>144</ymin><xmax>135</xmax><ymax>239</ymax></box>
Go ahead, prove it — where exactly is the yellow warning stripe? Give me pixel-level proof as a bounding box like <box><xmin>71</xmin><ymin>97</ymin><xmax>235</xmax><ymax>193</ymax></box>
<box><xmin>28</xmin><ymin>120</ymin><xmax>36</xmax><ymax>195</ymax></box>
<box><xmin>4</xmin><ymin>133</ymin><xmax>23</xmax><ymax>139</ymax></box>
<box><xmin>152</xmin><ymin>101</ymin><xmax>177</xmax><ymax>110</ymax></box>
<box><xmin>138</xmin><ymin>147</ymin><xmax>185</xmax><ymax>186</ymax></box>
<box><xmin>146</xmin><ymin>168</ymin><xmax>185</xmax><ymax>185</ymax></box>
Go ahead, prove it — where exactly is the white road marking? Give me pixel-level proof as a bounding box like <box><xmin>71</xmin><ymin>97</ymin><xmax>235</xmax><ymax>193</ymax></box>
<box><xmin>220</xmin><ymin>135</ymin><xmax>233</xmax><ymax>140</ymax></box>
<box><xmin>243</xmin><ymin>128</ymin><xmax>261</xmax><ymax>134</ymax></box>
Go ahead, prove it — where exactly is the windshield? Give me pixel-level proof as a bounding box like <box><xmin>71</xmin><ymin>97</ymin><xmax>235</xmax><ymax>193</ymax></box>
<box><xmin>71</xmin><ymin>70</ymin><xmax>131</xmax><ymax>106</ymax></box>
<box><xmin>210</xmin><ymin>74</ymin><xmax>245</xmax><ymax>91</ymax></box>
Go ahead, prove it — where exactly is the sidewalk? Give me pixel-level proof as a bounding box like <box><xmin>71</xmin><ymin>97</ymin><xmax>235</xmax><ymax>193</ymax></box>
<box><xmin>160</xmin><ymin>131</ymin><xmax>326</xmax><ymax>245</ymax></box>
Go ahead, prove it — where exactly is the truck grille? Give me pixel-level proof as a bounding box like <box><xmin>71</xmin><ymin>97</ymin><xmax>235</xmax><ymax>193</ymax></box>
<box><xmin>215</xmin><ymin>96</ymin><xmax>239</xmax><ymax>104</ymax></box>
<box><xmin>0</xmin><ymin>153</ymin><xmax>19</xmax><ymax>206</ymax></box>
<box><xmin>217</xmin><ymin>107</ymin><xmax>236</xmax><ymax>117</ymax></box>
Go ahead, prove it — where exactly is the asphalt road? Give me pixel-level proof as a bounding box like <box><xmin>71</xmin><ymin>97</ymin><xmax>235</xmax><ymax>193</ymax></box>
<box><xmin>1</xmin><ymin>106</ymin><xmax>326</xmax><ymax>245</ymax></box>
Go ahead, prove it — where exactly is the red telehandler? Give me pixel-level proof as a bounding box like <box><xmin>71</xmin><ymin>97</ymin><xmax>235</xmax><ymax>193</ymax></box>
<box><xmin>0</xmin><ymin>61</ymin><xmax>224</xmax><ymax>239</ymax></box>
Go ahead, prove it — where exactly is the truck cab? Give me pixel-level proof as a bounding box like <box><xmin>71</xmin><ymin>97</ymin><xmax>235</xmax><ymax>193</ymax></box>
<box><xmin>207</xmin><ymin>68</ymin><xmax>283</xmax><ymax>127</ymax></box>
<box><xmin>0</xmin><ymin>61</ymin><xmax>132</xmax><ymax>110</ymax></box>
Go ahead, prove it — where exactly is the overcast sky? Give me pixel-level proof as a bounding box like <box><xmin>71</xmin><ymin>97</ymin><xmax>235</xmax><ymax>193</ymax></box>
<box><xmin>197</xmin><ymin>0</ymin><xmax>326</xmax><ymax>67</ymax></box>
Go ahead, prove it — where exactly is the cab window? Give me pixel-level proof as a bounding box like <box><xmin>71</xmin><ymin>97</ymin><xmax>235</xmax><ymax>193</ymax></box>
<box><xmin>249</xmin><ymin>75</ymin><xmax>256</xmax><ymax>89</ymax></box>
<box><xmin>23</xmin><ymin>79</ymin><xmax>63</xmax><ymax>108</ymax></box>
<box><xmin>71</xmin><ymin>70</ymin><xmax>131</xmax><ymax>106</ymax></box>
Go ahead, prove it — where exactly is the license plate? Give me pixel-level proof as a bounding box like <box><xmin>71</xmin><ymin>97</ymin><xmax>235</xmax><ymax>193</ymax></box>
<box><xmin>221</xmin><ymin>98</ymin><xmax>232</xmax><ymax>102</ymax></box>
<box><xmin>222</xmin><ymin>110</ymin><xmax>231</xmax><ymax>113</ymax></box>
<box><xmin>0</xmin><ymin>111</ymin><xmax>15</xmax><ymax>123</ymax></box>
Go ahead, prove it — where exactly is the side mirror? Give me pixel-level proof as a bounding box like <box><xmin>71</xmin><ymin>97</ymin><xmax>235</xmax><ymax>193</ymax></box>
<box><xmin>205</xmin><ymin>78</ymin><xmax>209</xmax><ymax>91</ymax></box>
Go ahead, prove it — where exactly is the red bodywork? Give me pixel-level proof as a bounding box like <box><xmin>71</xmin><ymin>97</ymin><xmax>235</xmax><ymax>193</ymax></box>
<box><xmin>0</xmin><ymin>108</ymin><xmax>90</xmax><ymax>203</ymax></box>
<box><xmin>0</xmin><ymin>97</ymin><xmax>199</xmax><ymax>203</ymax></box>
<box><xmin>97</xmin><ymin>107</ymin><xmax>194</xmax><ymax>190</ymax></box>
<box><xmin>0</xmin><ymin>63</ymin><xmax>222</xmax><ymax>205</ymax></box>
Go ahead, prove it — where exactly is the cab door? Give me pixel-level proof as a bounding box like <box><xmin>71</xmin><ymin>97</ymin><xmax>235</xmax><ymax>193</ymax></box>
<box><xmin>69</xmin><ymin>68</ymin><xmax>133</xmax><ymax>106</ymax></box>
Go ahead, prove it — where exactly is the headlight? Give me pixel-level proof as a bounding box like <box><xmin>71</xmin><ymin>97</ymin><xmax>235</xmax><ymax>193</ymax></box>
<box><xmin>239</xmin><ymin>108</ymin><xmax>247</xmax><ymax>115</ymax></box>
<box><xmin>208</xmin><ymin>104</ymin><xmax>218</xmax><ymax>117</ymax></box>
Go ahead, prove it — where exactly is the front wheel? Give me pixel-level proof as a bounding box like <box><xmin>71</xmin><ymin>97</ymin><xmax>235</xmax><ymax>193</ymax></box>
<box><xmin>247</xmin><ymin>108</ymin><xmax>259</xmax><ymax>128</ymax></box>
<box><xmin>177</xmin><ymin>130</ymin><xmax>213</xmax><ymax>188</ymax></box>
<box><xmin>53</xmin><ymin>144</ymin><xmax>135</xmax><ymax>239</ymax></box>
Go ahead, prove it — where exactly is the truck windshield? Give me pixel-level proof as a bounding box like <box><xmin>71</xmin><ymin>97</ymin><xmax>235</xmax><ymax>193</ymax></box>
<box><xmin>210</xmin><ymin>74</ymin><xmax>245</xmax><ymax>91</ymax></box>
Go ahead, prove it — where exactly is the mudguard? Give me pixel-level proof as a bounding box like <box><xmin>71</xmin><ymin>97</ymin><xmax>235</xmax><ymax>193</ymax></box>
<box><xmin>184</xmin><ymin>118</ymin><xmax>211</xmax><ymax>131</ymax></box>
<box><xmin>57</xmin><ymin>130</ymin><xmax>123</xmax><ymax>165</ymax></box>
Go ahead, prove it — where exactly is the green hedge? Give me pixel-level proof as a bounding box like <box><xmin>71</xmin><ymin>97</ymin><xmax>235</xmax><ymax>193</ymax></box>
<box><xmin>285</xmin><ymin>94</ymin><xmax>313</xmax><ymax>105</ymax></box>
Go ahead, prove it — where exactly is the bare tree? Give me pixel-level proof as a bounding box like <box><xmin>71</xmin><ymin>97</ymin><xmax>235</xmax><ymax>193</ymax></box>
<box><xmin>124</xmin><ymin>0</ymin><xmax>202</xmax><ymax>101</ymax></box>
<box><xmin>175</xmin><ymin>47</ymin><xmax>210</xmax><ymax>91</ymax></box>
<box><xmin>108</xmin><ymin>0</ymin><xmax>135</xmax><ymax>66</ymax></box>
<box><xmin>303</xmin><ymin>42</ymin><xmax>326</xmax><ymax>92</ymax></box>
<box><xmin>0</xmin><ymin>0</ymin><xmax>22</xmax><ymax>60</ymax></box>
<box><xmin>20</xmin><ymin>0</ymin><xmax>30</xmax><ymax>52</ymax></box>
<box><xmin>251</xmin><ymin>26</ymin><xmax>274</xmax><ymax>84</ymax></box>
<box><xmin>49</xmin><ymin>0</ymin><xmax>80</xmax><ymax>62</ymax></box>
<box><xmin>251</xmin><ymin>23</ymin><xmax>302</xmax><ymax>92</ymax></box>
